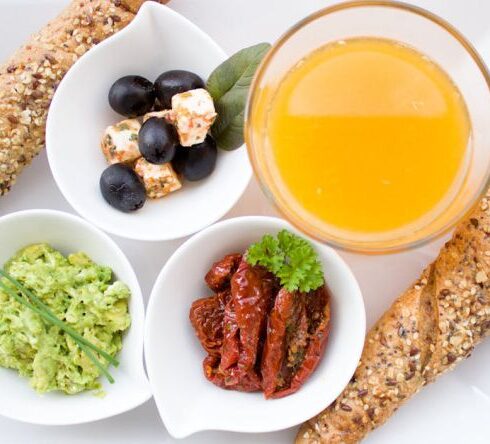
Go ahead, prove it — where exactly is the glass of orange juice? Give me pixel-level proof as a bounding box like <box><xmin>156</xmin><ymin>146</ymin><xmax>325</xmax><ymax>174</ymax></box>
<box><xmin>246</xmin><ymin>1</ymin><xmax>490</xmax><ymax>253</ymax></box>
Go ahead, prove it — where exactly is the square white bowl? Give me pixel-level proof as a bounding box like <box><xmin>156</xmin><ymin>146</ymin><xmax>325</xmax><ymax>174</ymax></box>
<box><xmin>0</xmin><ymin>210</ymin><xmax>150</xmax><ymax>425</ymax></box>
<box><xmin>46</xmin><ymin>3</ymin><xmax>251</xmax><ymax>241</ymax></box>
<box><xmin>144</xmin><ymin>216</ymin><xmax>366</xmax><ymax>438</ymax></box>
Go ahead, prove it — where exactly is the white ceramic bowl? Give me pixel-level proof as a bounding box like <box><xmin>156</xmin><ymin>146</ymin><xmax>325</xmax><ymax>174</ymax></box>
<box><xmin>145</xmin><ymin>216</ymin><xmax>365</xmax><ymax>438</ymax></box>
<box><xmin>46</xmin><ymin>3</ymin><xmax>251</xmax><ymax>241</ymax></box>
<box><xmin>0</xmin><ymin>210</ymin><xmax>150</xmax><ymax>425</ymax></box>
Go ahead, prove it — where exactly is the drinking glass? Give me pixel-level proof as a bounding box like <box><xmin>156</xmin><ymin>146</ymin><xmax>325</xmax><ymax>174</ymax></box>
<box><xmin>245</xmin><ymin>0</ymin><xmax>490</xmax><ymax>253</ymax></box>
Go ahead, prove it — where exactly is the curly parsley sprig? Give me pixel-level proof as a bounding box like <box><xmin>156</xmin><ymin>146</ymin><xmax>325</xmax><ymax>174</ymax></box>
<box><xmin>246</xmin><ymin>230</ymin><xmax>324</xmax><ymax>293</ymax></box>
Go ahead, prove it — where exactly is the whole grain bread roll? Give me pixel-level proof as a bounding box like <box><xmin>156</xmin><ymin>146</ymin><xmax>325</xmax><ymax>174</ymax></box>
<box><xmin>0</xmin><ymin>0</ymin><xmax>168</xmax><ymax>195</ymax></box>
<box><xmin>297</xmin><ymin>190</ymin><xmax>490</xmax><ymax>443</ymax></box>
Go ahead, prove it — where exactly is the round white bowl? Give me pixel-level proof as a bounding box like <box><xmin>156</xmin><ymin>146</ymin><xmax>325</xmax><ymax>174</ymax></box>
<box><xmin>46</xmin><ymin>3</ymin><xmax>251</xmax><ymax>241</ymax></box>
<box><xmin>0</xmin><ymin>210</ymin><xmax>150</xmax><ymax>425</ymax></box>
<box><xmin>145</xmin><ymin>216</ymin><xmax>366</xmax><ymax>438</ymax></box>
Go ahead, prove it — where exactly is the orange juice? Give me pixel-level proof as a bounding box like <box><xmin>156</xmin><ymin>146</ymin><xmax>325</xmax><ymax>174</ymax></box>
<box><xmin>266</xmin><ymin>38</ymin><xmax>471</xmax><ymax>233</ymax></box>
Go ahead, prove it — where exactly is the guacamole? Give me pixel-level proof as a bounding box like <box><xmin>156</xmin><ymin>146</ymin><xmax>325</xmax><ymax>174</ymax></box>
<box><xmin>0</xmin><ymin>244</ymin><xmax>131</xmax><ymax>394</ymax></box>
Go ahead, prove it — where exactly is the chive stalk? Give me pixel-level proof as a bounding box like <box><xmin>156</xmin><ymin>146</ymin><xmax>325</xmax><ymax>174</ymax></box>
<box><xmin>0</xmin><ymin>270</ymin><xmax>116</xmax><ymax>384</ymax></box>
<box><xmin>0</xmin><ymin>268</ymin><xmax>119</xmax><ymax>367</ymax></box>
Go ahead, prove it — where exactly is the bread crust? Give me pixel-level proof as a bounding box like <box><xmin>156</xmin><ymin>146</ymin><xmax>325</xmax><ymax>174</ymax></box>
<box><xmin>297</xmin><ymin>191</ymin><xmax>490</xmax><ymax>443</ymax></box>
<box><xmin>0</xmin><ymin>0</ymin><xmax>167</xmax><ymax>195</ymax></box>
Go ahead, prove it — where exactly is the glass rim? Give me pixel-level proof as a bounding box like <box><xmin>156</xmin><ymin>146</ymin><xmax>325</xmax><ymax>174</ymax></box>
<box><xmin>245</xmin><ymin>0</ymin><xmax>490</xmax><ymax>254</ymax></box>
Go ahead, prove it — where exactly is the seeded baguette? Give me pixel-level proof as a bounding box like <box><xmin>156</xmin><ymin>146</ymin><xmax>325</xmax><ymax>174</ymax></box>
<box><xmin>0</xmin><ymin>0</ymin><xmax>168</xmax><ymax>195</ymax></box>
<box><xmin>297</xmin><ymin>191</ymin><xmax>490</xmax><ymax>444</ymax></box>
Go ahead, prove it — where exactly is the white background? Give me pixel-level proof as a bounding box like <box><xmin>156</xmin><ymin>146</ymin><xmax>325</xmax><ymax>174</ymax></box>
<box><xmin>1</xmin><ymin>1</ymin><xmax>490</xmax><ymax>443</ymax></box>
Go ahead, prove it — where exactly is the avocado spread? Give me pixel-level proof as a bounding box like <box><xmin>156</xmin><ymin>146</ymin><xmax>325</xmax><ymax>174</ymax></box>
<box><xmin>0</xmin><ymin>244</ymin><xmax>131</xmax><ymax>394</ymax></box>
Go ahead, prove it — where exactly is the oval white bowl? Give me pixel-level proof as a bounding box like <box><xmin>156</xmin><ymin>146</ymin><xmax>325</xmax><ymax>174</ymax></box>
<box><xmin>145</xmin><ymin>216</ymin><xmax>366</xmax><ymax>438</ymax></box>
<box><xmin>46</xmin><ymin>2</ymin><xmax>251</xmax><ymax>241</ymax></box>
<box><xmin>0</xmin><ymin>210</ymin><xmax>150</xmax><ymax>425</ymax></box>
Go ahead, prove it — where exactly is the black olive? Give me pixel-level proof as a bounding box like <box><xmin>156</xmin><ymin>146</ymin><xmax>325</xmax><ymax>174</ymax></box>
<box><xmin>100</xmin><ymin>164</ymin><xmax>146</xmax><ymax>212</ymax></box>
<box><xmin>108</xmin><ymin>75</ymin><xmax>155</xmax><ymax>117</ymax></box>
<box><xmin>154</xmin><ymin>70</ymin><xmax>205</xmax><ymax>108</ymax></box>
<box><xmin>138</xmin><ymin>117</ymin><xmax>178</xmax><ymax>164</ymax></box>
<box><xmin>172</xmin><ymin>136</ymin><xmax>217</xmax><ymax>181</ymax></box>
<box><xmin>171</xmin><ymin>146</ymin><xmax>187</xmax><ymax>175</ymax></box>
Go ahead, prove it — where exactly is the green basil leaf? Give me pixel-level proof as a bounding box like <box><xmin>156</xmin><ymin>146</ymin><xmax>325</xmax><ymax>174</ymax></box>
<box><xmin>207</xmin><ymin>42</ymin><xmax>271</xmax><ymax>151</ymax></box>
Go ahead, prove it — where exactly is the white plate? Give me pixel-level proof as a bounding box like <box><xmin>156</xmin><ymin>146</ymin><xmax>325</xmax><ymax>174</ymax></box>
<box><xmin>145</xmin><ymin>216</ymin><xmax>365</xmax><ymax>438</ymax></box>
<box><xmin>46</xmin><ymin>2</ymin><xmax>252</xmax><ymax>241</ymax></box>
<box><xmin>0</xmin><ymin>210</ymin><xmax>151</xmax><ymax>425</ymax></box>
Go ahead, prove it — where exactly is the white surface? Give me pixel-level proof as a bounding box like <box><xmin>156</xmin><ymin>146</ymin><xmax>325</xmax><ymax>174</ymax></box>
<box><xmin>47</xmin><ymin>2</ymin><xmax>251</xmax><ymax>241</ymax></box>
<box><xmin>0</xmin><ymin>0</ymin><xmax>490</xmax><ymax>443</ymax></box>
<box><xmin>0</xmin><ymin>210</ymin><xmax>151</xmax><ymax>425</ymax></box>
<box><xmin>145</xmin><ymin>216</ymin><xmax>365</xmax><ymax>437</ymax></box>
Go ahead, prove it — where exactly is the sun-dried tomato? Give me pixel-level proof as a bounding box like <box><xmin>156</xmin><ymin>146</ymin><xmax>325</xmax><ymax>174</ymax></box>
<box><xmin>219</xmin><ymin>296</ymin><xmax>239</xmax><ymax>370</ymax></box>
<box><xmin>261</xmin><ymin>288</ymin><xmax>303</xmax><ymax>397</ymax></box>
<box><xmin>204</xmin><ymin>260</ymin><xmax>278</xmax><ymax>391</ymax></box>
<box><xmin>261</xmin><ymin>285</ymin><xmax>331</xmax><ymax>399</ymax></box>
<box><xmin>287</xmin><ymin>286</ymin><xmax>331</xmax><ymax>389</ymax></box>
<box><xmin>203</xmin><ymin>355</ymin><xmax>262</xmax><ymax>392</ymax></box>
<box><xmin>230</xmin><ymin>260</ymin><xmax>278</xmax><ymax>371</ymax></box>
<box><xmin>189</xmin><ymin>289</ymin><xmax>231</xmax><ymax>356</ymax></box>
<box><xmin>191</xmin><ymin>253</ymin><xmax>330</xmax><ymax>398</ymax></box>
<box><xmin>204</xmin><ymin>253</ymin><xmax>242</xmax><ymax>292</ymax></box>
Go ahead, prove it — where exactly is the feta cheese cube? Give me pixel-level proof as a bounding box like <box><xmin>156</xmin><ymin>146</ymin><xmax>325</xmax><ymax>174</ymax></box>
<box><xmin>142</xmin><ymin>109</ymin><xmax>176</xmax><ymax>124</ymax></box>
<box><xmin>101</xmin><ymin>119</ymin><xmax>141</xmax><ymax>164</ymax></box>
<box><xmin>172</xmin><ymin>88</ymin><xmax>217</xmax><ymax>147</ymax></box>
<box><xmin>134</xmin><ymin>158</ymin><xmax>182</xmax><ymax>199</ymax></box>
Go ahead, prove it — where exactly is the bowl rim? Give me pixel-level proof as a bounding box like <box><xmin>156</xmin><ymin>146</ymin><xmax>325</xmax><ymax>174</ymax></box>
<box><xmin>45</xmin><ymin>2</ymin><xmax>251</xmax><ymax>242</ymax></box>
<box><xmin>144</xmin><ymin>215</ymin><xmax>366</xmax><ymax>437</ymax></box>
<box><xmin>245</xmin><ymin>0</ymin><xmax>490</xmax><ymax>254</ymax></box>
<box><xmin>0</xmin><ymin>208</ymin><xmax>151</xmax><ymax>426</ymax></box>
